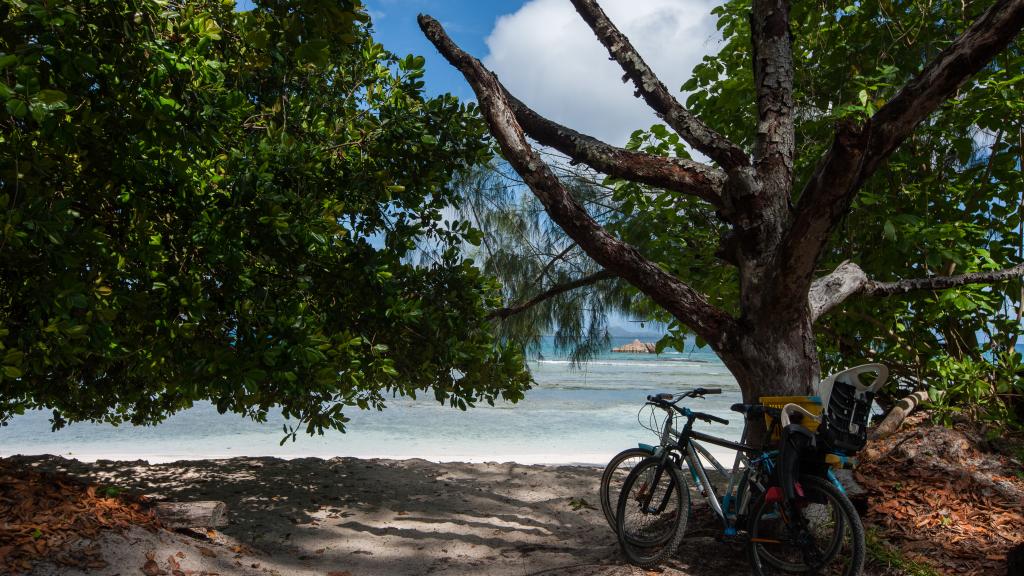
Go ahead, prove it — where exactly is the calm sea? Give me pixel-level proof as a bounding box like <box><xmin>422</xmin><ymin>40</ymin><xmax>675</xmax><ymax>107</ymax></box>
<box><xmin>0</xmin><ymin>338</ymin><xmax>740</xmax><ymax>464</ymax></box>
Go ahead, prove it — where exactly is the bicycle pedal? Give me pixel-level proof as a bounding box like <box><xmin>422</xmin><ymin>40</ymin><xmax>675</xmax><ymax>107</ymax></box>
<box><xmin>718</xmin><ymin>527</ymin><xmax>746</xmax><ymax>544</ymax></box>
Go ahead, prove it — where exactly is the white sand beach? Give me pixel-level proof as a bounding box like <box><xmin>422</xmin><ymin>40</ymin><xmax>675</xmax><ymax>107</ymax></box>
<box><xmin>9</xmin><ymin>454</ymin><xmax>749</xmax><ymax>576</ymax></box>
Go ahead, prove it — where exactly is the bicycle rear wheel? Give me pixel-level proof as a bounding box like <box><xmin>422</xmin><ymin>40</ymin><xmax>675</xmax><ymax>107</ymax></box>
<box><xmin>747</xmin><ymin>474</ymin><xmax>864</xmax><ymax>576</ymax></box>
<box><xmin>615</xmin><ymin>456</ymin><xmax>689</xmax><ymax>568</ymax></box>
<box><xmin>600</xmin><ymin>447</ymin><xmax>651</xmax><ymax>531</ymax></box>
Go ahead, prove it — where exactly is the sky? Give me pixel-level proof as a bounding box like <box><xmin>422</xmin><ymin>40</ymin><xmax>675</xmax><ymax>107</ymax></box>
<box><xmin>365</xmin><ymin>0</ymin><xmax>723</xmax><ymax>146</ymax></box>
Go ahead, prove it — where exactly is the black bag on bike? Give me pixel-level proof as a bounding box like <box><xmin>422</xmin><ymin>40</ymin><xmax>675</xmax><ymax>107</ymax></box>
<box><xmin>775</xmin><ymin>424</ymin><xmax>823</xmax><ymax>503</ymax></box>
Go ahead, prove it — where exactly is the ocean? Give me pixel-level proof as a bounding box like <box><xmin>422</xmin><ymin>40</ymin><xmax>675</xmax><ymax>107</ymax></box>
<box><xmin>0</xmin><ymin>338</ymin><xmax>739</xmax><ymax>465</ymax></box>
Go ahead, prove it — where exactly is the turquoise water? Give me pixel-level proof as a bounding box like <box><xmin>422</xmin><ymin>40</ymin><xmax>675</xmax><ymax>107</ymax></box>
<box><xmin>0</xmin><ymin>337</ymin><xmax>742</xmax><ymax>464</ymax></box>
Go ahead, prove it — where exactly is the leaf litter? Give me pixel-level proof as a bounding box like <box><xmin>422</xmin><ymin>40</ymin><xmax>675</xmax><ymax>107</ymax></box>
<box><xmin>856</xmin><ymin>414</ymin><xmax>1024</xmax><ymax>575</ymax></box>
<box><xmin>0</xmin><ymin>458</ymin><xmax>160</xmax><ymax>573</ymax></box>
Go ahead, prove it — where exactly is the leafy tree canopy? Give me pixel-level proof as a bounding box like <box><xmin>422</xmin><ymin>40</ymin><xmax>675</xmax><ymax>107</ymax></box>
<box><xmin>0</xmin><ymin>0</ymin><xmax>530</xmax><ymax>435</ymax></box>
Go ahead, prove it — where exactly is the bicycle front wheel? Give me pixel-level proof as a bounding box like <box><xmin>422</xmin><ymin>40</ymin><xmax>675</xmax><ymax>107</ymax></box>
<box><xmin>615</xmin><ymin>456</ymin><xmax>689</xmax><ymax>568</ymax></box>
<box><xmin>600</xmin><ymin>447</ymin><xmax>652</xmax><ymax>531</ymax></box>
<box><xmin>747</xmin><ymin>474</ymin><xmax>865</xmax><ymax>576</ymax></box>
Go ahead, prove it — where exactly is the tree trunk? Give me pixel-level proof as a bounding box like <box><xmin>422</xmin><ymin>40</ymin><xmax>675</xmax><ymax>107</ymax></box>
<box><xmin>714</xmin><ymin>313</ymin><xmax>820</xmax><ymax>446</ymax></box>
<box><xmin>720</xmin><ymin>315</ymin><xmax>819</xmax><ymax>402</ymax></box>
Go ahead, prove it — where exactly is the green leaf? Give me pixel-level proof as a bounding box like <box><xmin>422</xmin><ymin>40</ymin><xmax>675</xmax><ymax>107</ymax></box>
<box><xmin>5</xmin><ymin>99</ymin><xmax>27</xmax><ymax>118</ymax></box>
<box><xmin>36</xmin><ymin>89</ymin><xmax>66</xmax><ymax>104</ymax></box>
<box><xmin>882</xmin><ymin>220</ymin><xmax>896</xmax><ymax>241</ymax></box>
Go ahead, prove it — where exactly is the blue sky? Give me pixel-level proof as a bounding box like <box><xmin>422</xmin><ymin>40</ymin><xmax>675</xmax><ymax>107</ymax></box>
<box><xmin>363</xmin><ymin>0</ymin><xmax>522</xmax><ymax>102</ymax></box>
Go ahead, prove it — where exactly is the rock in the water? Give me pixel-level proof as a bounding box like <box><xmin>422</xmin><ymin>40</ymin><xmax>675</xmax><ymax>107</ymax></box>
<box><xmin>612</xmin><ymin>339</ymin><xmax>655</xmax><ymax>353</ymax></box>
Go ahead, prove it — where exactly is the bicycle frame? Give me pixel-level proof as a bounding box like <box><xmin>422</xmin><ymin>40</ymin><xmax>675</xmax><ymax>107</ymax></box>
<box><xmin>644</xmin><ymin>400</ymin><xmax>772</xmax><ymax>534</ymax></box>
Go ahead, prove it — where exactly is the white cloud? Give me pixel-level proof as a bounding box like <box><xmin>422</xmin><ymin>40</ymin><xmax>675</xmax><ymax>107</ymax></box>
<box><xmin>482</xmin><ymin>0</ymin><xmax>722</xmax><ymax>147</ymax></box>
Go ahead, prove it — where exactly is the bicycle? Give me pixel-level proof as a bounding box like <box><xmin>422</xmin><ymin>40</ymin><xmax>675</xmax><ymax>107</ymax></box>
<box><xmin>614</xmin><ymin>390</ymin><xmax>865</xmax><ymax>575</ymax></box>
<box><xmin>599</xmin><ymin>387</ymin><xmax>721</xmax><ymax>532</ymax></box>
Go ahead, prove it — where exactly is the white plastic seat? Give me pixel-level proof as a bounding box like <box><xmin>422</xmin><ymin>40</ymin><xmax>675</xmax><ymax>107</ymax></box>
<box><xmin>816</xmin><ymin>363</ymin><xmax>889</xmax><ymax>411</ymax></box>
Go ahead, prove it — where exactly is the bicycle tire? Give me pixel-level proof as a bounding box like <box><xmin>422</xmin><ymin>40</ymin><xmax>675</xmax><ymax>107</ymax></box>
<box><xmin>747</xmin><ymin>474</ymin><xmax>865</xmax><ymax>576</ymax></box>
<box><xmin>615</xmin><ymin>456</ymin><xmax>689</xmax><ymax>568</ymax></box>
<box><xmin>599</xmin><ymin>447</ymin><xmax>652</xmax><ymax>531</ymax></box>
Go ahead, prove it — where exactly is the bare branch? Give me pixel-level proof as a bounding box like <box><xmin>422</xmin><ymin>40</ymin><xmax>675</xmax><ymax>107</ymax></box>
<box><xmin>419</xmin><ymin>14</ymin><xmax>737</xmax><ymax>346</ymax></box>
<box><xmin>531</xmin><ymin>243</ymin><xmax>578</xmax><ymax>286</ymax></box>
<box><xmin>809</xmin><ymin>261</ymin><xmax>1024</xmax><ymax>322</ymax></box>
<box><xmin>568</xmin><ymin>0</ymin><xmax>749</xmax><ymax>171</ymax></box>
<box><xmin>808</xmin><ymin>261</ymin><xmax>869</xmax><ymax>321</ymax></box>
<box><xmin>489</xmin><ymin>270</ymin><xmax>615</xmax><ymax>320</ymax></box>
<box><xmin>780</xmin><ymin>0</ymin><xmax>1024</xmax><ymax>302</ymax></box>
<box><xmin>863</xmin><ymin>263</ymin><xmax>1024</xmax><ymax>297</ymax></box>
<box><xmin>505</xmin><ymin>92</ymin><xmax>726</xmax><ymax>206</ymax></box>
<box><xmin>751</xmin><ymin>0</ymin><xmax>795</xmax><ymax>193</ymax></box>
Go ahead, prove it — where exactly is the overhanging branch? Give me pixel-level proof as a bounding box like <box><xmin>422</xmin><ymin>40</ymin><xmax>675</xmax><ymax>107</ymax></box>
<box><xmin>568</xmin><ymin>0</ymin><xmax>750</xmax><ymax>171</ymax></box>
<box><xmin>419</xmin><ymin>14</ymin><xmax>737</xmax><ymax>347</ymax></box>
<box><xmin>809</xmin><ymin>261</ymin><xmax>1024</xmax><ymax>322</ymax></box>
<box><xmin>489</xmin><ymin>270</ymin><xmax>615</xmax><ymax>320</ymax></box>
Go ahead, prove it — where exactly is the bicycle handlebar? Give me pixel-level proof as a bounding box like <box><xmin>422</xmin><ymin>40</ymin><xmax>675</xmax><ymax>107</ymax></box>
<box><xmin>695</xmin><ymin>412</ymin><xmax>729</xmax><ymax>425</ymax></box>
<box><xmin>644</xmin><ymin>392</ymin><xmax>730</xmax><ymax>426</ymax></box>
<box><xmin>647</xmin><ymin>388</ymin><xmax>722</xmax><ymax>403</ymax></box>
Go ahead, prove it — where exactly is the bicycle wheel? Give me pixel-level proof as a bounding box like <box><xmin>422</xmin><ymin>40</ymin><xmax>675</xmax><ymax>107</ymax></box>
<box><xmin>615</xmin><ymin>456</ymin><xmax>689</xmax><ymax>568</ymax></box>
<box><xmin>747</xmin><ymin>474</ymin><xmax>864</xmax><ymax>576</ymax></box>
<box><xmin>600</xmin><ymin>447</ymin><xmax>652</xmax><ymax>531</ymax></box>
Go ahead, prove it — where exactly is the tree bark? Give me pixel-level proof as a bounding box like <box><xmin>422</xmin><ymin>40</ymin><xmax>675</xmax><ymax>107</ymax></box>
<box><xmin>723</xmin><ymin>315</ymin><xmax>820</xmax><ymax>402</ymax></box>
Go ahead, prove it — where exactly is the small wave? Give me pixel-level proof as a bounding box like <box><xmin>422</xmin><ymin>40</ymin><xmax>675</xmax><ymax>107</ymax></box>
<box><xmin>534</xmin><ymin>360</ymin><xmax>716</xmax><ymax>368</ymax></box>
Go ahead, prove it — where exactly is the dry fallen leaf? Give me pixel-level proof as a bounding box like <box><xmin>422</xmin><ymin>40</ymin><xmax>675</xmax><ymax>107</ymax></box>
<box><xmin>196</xmin><ymin>546</ymin><xmax>216</xmax><ymax>558</ymax></box>
<box><xmin>141</xmin><ymin>559</ymin><xmax>163</xmax><ymax>576</ymax></box>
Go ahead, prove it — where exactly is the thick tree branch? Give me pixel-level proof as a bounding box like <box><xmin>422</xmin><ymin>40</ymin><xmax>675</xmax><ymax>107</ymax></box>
<box><xmin>568</xmin><ymin>0</ymin><xmax>750</xmax><ymax>171</ymax></box>
<box><xmin>751</xmin><ymin>0</ymin><xmax>795</xmax><ymax>194</ymax></box>
<box><xmin>489</xmin><ymin>270</ymin><xmax>615</xmax><ymax>320</ymax></box>
<box><xmin>505</xmin><ymin>92</ymin><xmax>726</xmax><ymax>206</ymax></box>
<box><xmin>809</xmin><ymin>261</ymin><xmax>1024</xmax><ymax>322</ymax></box>
<box><xmin>420</xmin><ymin>14</ymin><xmax>737</xmax><ymax>346</ymax></box>
<box><xmin>779</xmin><ymin>0</ymin><xmax>1024</xmax><ymax>305</ymax></box>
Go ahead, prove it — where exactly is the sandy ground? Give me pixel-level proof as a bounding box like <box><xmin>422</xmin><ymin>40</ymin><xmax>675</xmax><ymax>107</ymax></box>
<box><xmin>5</xmin><ymin>454</ymin><xmax>754</xmax><ymax>576</ymax></box>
